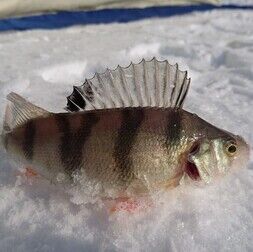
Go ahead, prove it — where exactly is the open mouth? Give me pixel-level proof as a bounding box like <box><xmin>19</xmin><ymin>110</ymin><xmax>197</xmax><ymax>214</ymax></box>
<box><xmin>185</xmin><ymin>142</ymin><xmax>201</xmax><ymax>181</ymax></box>
<box><xmin>185</xmin><ymin>160</ymin><xmax>200</xmax><ymax>181</ymax></box>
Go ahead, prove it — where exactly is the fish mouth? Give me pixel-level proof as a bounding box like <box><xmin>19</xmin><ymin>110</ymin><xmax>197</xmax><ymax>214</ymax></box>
<box><xmin>185</xmin><ymin>160</ymin><xmax>201</xmax><ymax>181</ymax></box>
<box><xmin>184</xmin><ymin>142</ymin><xmax>201</xmax><ymax>181</ymax></box>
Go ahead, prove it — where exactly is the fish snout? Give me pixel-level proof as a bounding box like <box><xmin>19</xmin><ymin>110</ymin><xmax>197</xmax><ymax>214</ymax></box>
<box><xmin>235</xmin><ymin>135</ymin><xmax>250</xmax><ymax>167</ymax></box>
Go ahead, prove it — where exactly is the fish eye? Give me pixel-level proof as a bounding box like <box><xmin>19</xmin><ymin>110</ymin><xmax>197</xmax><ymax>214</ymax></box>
<box><xmin>225</xmin><ymin>141</ymin><xmax>237</xmax><ymax>156</ymax></box>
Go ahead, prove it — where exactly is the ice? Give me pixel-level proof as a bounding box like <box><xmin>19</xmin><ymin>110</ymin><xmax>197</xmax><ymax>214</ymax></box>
<box><xmin>0</xmin><ymin>7</ymin><xmax>252</xmax><ymax>252</ymax></box>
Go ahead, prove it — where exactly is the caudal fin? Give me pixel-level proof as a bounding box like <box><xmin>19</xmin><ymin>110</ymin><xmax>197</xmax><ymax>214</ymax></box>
<box><xmin>2</xmin><ymin>92</ymin><xmax>49</xmax><ymax>133</ymax></box>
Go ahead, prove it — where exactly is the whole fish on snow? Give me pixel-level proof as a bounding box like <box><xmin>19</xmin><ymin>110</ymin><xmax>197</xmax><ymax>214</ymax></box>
<box><xmin>0</xmin><ymin>58</ymin><xmax>249</xmax><ymax>198</ymax></box>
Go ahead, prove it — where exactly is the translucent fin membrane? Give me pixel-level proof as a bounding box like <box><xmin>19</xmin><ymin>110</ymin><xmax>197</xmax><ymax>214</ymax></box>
<box><xmin>3</xmin><ymin>92</ymin><xmax>49</xmax><ymax>132</ymax></box>
<box><xmin>66</xmin><ymin>58</ymin><xmax>190</xmax><ymax>112</ymax></box>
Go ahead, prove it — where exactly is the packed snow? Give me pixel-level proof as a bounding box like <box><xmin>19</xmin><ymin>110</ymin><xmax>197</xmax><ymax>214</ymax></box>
<box><xmin>0</xmin><ymin>5</ymin><xmax>252</xmax><ymax>252</ymax></box>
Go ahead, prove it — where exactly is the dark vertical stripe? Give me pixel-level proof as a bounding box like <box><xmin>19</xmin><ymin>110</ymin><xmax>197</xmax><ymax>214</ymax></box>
<box><xmin>165</xmin><ymin>110</ymin><xmax>181</xmax><ymax>148</ymax></box>
<box><xmin>114</xmin><ymin>109</ymin><xmax>144</xmax><ymax>181</ymax></box>
<box><xmin>56</xmin><ymin>113</ymin><xmax>99</xmax><ymax>175</ymax></box>
<box><xmin>23</xmin><ymin>120</ymin><xmax>36</xmax><ymax>160</ymax></box>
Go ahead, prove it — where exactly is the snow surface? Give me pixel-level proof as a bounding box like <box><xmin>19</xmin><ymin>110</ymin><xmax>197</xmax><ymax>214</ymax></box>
<box><xmin>0</xmin><ymin>6</ymin><xmax>253</xmax><ymax>252</ymax></box>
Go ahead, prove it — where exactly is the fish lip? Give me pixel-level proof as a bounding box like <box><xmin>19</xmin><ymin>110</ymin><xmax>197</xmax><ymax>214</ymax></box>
<box><xmin>236</xmin><ymin>135</ymin><xmax>250</xmax><ymax>162</ymax></box>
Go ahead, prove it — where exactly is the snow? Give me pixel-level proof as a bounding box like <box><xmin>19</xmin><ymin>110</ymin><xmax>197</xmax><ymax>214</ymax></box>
<box><xmin>0</xmin><ymin>6</ymin><xmax>253</xmax><ymax>252</ymax></box>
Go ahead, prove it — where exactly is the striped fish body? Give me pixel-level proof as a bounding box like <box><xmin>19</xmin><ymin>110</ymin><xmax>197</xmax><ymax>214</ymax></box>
<box><xmin>3</xmin><ymin>107</ymin><xmax>210</xmax><ymax>196</ymax></box>
<box><xmin>2</xmin><ymin>59</ymin><xmax>249</xmax><ymax>198</ymax></box>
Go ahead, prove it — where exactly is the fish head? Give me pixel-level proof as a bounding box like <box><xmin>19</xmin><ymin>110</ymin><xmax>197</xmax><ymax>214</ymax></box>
<box><xmin>184</xmin><ymin>134</ymin><xmax>250</xmax><ymax>184</ymax></box>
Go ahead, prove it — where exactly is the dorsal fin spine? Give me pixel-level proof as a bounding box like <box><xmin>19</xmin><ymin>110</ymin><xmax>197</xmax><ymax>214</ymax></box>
<box><xmin>142</xmin><ymin>60</ymin><xmax>149</xmax><ymax>106</ymax></box>
<box><xmin>131</xmin><ymin>63</ymin><xmax>137</xmax><ymax>105</ymax></box>
<box><xmin>118</xmin><ymin>65</ymin><xmax>131</xmax><ymax>107</ymax></box>
<box><xmin>85</xmin><ymin>79</ymin><xmax>104</xmax><ymax>109</ymax></box>
<box><xmin>107</xmin><ymin>69</ymin><xmax>122</xmax><ymax>107</ymax></box>
<box><xmin>176</xmin><ymin>71</ymin><xmax>188</xmax><ymax>107</ymax></box>
<box><xmin>164</xmin><ymin>61</ymin><xmax>171</xmax><ymax>107</ymax></box>
<box><xmin>170</xmin><ymin>63</ymin><xmax>179</xmax><ymax>107</ymax></box>
<box><xmin>75</xmin><ymin>84</ymin><xmax>96</xmax><ymax>110</ymax></box>
<box><xmin>154</xmin><ymin>58</ymin><xmax>160</xmax><ymax>107</ymax></box>
<box><xmin>133</xmin><ymin>62</ymin><xmax>143</xmax><ymax>107</ymax></box>
<box><xmin>66</xmin><ymin>97</ymin><xmax>83</xmax><ymax>111</ymax></box>
<box><xmin>65</xmin><ymin>58</ymin><xmax>191</xmax><ymax>112</ymax></box>
<box><xmin>96</xmin><ymin>73</ymin><xmax>110</xmax><ymax>107</ymax></box>
<box><xmin>179</xmin><ymin>77</ymin><xmax>191</xmax><ymax>108</ymax></box>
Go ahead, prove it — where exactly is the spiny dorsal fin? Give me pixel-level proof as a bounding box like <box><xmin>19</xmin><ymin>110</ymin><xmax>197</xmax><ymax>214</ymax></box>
<box><xmin>65</xmin><ymin>58</ymin><xmax>191</xmax><ymax>112</ymax></box>
<box><xmin>3</xmin><ymin>92</ymin><xmax>49</xmax><ymax>132</ymax></box>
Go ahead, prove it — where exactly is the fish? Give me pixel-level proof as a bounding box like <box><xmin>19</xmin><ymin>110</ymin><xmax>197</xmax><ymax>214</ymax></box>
<box><xmin>0</xmin><ymin>58</ymin><xmax>249</xmax><ymax>199</ymax></box>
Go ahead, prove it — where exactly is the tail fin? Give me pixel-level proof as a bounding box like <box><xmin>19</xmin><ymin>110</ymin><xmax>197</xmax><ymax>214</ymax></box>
<box><xmin>2</xmin><ymin>92</ymin><xmax>49</xmax><ymax>133</ymax></box>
